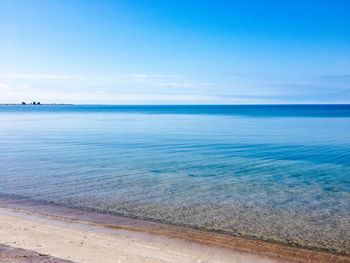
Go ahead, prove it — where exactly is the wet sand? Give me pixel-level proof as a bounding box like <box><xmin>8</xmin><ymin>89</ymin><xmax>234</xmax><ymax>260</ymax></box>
<box><xmin>0</xmin><ymin>196</ymin><xmax>349</xmax><ymax>263</ymax></box>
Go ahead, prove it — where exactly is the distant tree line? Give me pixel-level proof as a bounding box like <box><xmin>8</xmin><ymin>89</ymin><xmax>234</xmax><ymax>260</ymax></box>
<box><xmin>21</xmin><ymin>101</ymin><xmax>41</xmax><ymax>105</ymax></box>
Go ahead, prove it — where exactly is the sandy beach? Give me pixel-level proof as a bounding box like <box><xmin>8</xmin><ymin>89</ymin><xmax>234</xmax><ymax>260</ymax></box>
<box><xmin>0</xmin><ymin>199</ymin><xmax>349</xmax><ymax>263</ymax></box>
<box><xmin>0</xmin><ymin>207</ymin><xmax>283</xmax><ymax>263</ymax></box>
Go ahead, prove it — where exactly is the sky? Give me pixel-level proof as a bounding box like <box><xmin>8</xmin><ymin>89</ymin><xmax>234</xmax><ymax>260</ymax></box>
<box><xmin>1</xmin><ymin>0</ymin><xmax>350</xmax><ymax>104</ymax></box>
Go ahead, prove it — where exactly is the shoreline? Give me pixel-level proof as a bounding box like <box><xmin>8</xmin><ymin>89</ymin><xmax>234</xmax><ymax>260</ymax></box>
<box><xmin>0</xmin><ymin>206</ymin><xmax>287</xmax><ymax>263</ymax></box>
<box><xmin>0</xmin><ymin>196</ymin><xmax>349</xmax><ymax>263</ymax></box>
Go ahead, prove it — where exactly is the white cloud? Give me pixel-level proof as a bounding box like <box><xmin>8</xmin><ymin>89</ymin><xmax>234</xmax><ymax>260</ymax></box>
<box><xmin>132</xmin><ymin>73</ymin><xmax>180</xmax><ymax>79</ymax></box>
<box><xmin>149</xmin><ymin>74</ymin><xmax>180</xmax><ymax>79</ymax></box>
<box><xmin>130</xmin><ymin>73</ymin><xmax>182</xmax><ymax>84</ymax></box>
<box><xmin>131</xmin><ymin>73</ymin><xmax>149</xmax><ymax>79</ymax></box>
<box><xmin>159</xmin><ymin>82</ymin><xmax>196</xmax><ymax>88</ymax></box>
<box><xmin>0</xmin><ymin>83</ymin><xmax>10</xmax><ymax>89</ymax></box>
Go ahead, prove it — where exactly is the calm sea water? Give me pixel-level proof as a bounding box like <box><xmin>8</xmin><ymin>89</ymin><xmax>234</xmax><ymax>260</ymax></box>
<box><xmin>0</xmin><ymin>105</ymin><xmax>350</xmax><ymax>253</ymax></box>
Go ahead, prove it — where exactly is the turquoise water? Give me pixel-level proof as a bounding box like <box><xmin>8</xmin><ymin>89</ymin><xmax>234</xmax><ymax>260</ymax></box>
<box><xmin>0</xmin><ymin>105</ymin><xmax>350</xmax><ymax>253</ymax></box>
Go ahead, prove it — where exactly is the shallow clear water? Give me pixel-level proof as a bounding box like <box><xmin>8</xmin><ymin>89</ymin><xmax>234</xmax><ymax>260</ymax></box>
<box><xmin>1</xmin><ymin>105</ymin><xmax>350</xmax><ymax>253</ymax></box>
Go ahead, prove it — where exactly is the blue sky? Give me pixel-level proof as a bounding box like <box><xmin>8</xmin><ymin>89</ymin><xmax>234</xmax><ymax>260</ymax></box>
<box><xmin>1</xmin><ymin>0</ymin><xmax>349</xmax><ymax>104</ymax></box>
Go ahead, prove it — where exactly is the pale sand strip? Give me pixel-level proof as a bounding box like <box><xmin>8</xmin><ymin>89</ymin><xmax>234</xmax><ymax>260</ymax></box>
<box><xmin>0</xmin><ymin>207</ymin><xmax>291</xmax><ymax>263</ymax></box>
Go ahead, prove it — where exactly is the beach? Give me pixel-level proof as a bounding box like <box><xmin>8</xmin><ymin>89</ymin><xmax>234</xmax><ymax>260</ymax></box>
<box><xmin>0</xmin><ymin>207</ymin><xmax>283</xmax><ymax>263</ymax></box>
<box><xmin>1</xmin><ymin>197</ymin><xmax>350</xmax><ymax>263</ymax></box>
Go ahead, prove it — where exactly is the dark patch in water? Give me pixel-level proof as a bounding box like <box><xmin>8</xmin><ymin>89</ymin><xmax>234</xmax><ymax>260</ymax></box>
<box><xmin>323</xmin><ymin>186</ymin><xmax>340</xmax><ymax>192</ymax></box>
<box><xmin>151</xmin><ymin>170</ymin><xmax>163</xmax><ymax>173</ymax></box>
<box><xmin>188</xmin><ymin>173</ymin><xmax>217</xmax><ymax>178</ymax></box>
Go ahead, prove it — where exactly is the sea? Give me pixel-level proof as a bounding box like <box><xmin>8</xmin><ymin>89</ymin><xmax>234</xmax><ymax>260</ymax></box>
<box><xmin>0</xmin><ymin>105</ymin><xmax>349</xmax><ymax>254</ymax></box>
